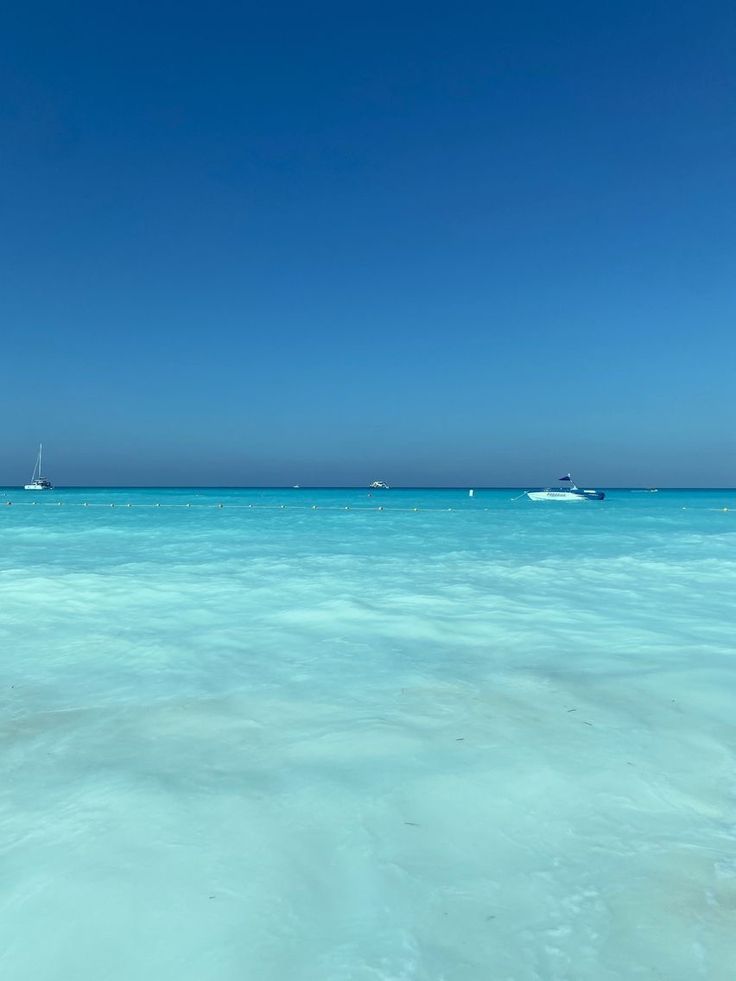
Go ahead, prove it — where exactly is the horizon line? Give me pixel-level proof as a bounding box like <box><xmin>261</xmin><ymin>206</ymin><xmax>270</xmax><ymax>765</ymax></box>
<box><xmin>2</xmin><ymin>485</ymin><xmax>735</xmax><ymax>492</ymax></box>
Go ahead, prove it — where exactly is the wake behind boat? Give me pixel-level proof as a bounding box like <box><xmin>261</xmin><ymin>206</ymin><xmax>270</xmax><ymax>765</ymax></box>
<box><xmin>527</xmin><ymin>473</ymin><xmax>604</xmax><ymax>502</ymax></box>
<box><xmin>24</xmin><ymin>443</ymin><xmax>53</xmax><ymax>490</ymax></box>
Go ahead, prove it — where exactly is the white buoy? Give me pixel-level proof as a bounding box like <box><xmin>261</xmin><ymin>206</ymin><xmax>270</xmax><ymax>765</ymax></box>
<box><xmin>469</xmin><ymin>489</ymin><xmax>474</xmax><ymax>497</ymax></box>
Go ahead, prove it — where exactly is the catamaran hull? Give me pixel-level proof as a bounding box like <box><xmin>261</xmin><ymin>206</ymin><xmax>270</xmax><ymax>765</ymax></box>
<box><xmin>24</xmin><ymin>483</ymin><xmax>53</xmax><ymax>491</ymax></box>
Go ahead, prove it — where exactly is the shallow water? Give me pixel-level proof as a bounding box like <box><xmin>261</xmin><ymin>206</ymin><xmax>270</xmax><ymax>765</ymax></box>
<box><xmin>1</xmin><ymin>488</ymin><xmax>734</xmax><ymax>980</ymax></box>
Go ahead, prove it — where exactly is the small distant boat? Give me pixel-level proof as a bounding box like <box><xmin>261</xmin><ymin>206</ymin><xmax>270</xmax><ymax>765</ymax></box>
<box><xmin>527</xmin><ymin>474</ymin><xmax>604</xmax><ymax>502</ymax></box>
<box><xmin>292</xmin><ymin>484</ymin><xmax>300</xmax><ymax>489</ymax></box>
<box><xmin>369</xmin><ymin>480</ymin><xmax>390</xmax><ymax>489</ymax></box>
<box><xmin>24</xmin><ymin>443</ymin><xmax>53</xmax><ymax>490</ymax></box>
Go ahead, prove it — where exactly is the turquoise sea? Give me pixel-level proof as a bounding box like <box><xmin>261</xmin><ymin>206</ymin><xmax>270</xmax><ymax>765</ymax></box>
<box><xmin>1</xmin><ymin>487</ymin><xmax>734</xmax><ymax>980</ymax></box>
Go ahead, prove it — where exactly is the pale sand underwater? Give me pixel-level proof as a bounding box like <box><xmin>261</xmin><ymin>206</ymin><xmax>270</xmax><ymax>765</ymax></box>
<box><xmin>1</xmin><ymin>488</ymin><xmax>734</xmax><ymax>980</ymax></box>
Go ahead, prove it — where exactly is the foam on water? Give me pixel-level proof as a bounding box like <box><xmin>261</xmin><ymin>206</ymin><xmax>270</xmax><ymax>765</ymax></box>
<box><xmin>1</xmin><ymin>488</ymin><xmax>734</xmax><ymax>979</ymax></box>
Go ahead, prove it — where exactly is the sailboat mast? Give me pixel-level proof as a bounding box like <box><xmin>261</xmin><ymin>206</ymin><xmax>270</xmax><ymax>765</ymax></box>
<box><xmin>39</xmin><ymin>443</ymin><xmax>42</xmax><ymax>477</ymax></box>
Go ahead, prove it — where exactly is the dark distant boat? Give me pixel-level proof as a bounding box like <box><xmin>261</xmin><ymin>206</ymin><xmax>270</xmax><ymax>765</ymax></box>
<box><xmin>527</xmin><ymin>473</ymin><xmax>604</xmax><ymax>502</ymax></box>
<box><xmin>24</xmin><ymin>443</ymin><xmax>53</xmax><ymax>491</ymax></box>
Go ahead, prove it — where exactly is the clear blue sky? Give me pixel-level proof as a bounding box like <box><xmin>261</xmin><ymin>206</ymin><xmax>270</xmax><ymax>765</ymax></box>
<box><xmin>2</xmin><ymin>1</ymin><xmax>734</xmax><ymax>486</ymax></box>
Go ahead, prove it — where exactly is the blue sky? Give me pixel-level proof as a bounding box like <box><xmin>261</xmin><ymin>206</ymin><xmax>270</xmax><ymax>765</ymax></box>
<box><xmin>1</xmin><ymin>1</ymin><xmax>734</xmax><ymax>486</ymax></box>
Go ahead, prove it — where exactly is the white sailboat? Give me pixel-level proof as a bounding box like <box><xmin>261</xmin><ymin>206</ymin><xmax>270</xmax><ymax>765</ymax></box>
<box><xmin>24</xmin><ymin>443</ymin><xmax>53</xmax><ymax>490</ymax></box>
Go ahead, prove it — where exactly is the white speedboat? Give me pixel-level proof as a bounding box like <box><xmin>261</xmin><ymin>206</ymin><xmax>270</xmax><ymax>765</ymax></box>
<box><xmin>527</xmin><ymin>474</ymin><xmax>604</xmax><ymax>502</ymax></box>
<box><xmin>369</xmin><ymin>480</ymin><xmax>390</xmax><ymax>489</ymax></box>
<box><xmin>24</xmin><ymin>443</ymin><xmax>53</xmax><ymax>490</ymax></box>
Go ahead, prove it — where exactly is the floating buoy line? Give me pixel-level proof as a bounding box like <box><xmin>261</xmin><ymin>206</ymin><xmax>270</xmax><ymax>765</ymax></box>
<box><xmin>2</xmin><ymin>500</ymin><xmax>479</xmax><ymax>513</ymax></box>
<box><xmin>1</xmin><ymin>500</ymin><xmax>732</xmax><ymax>513</ymax></box>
